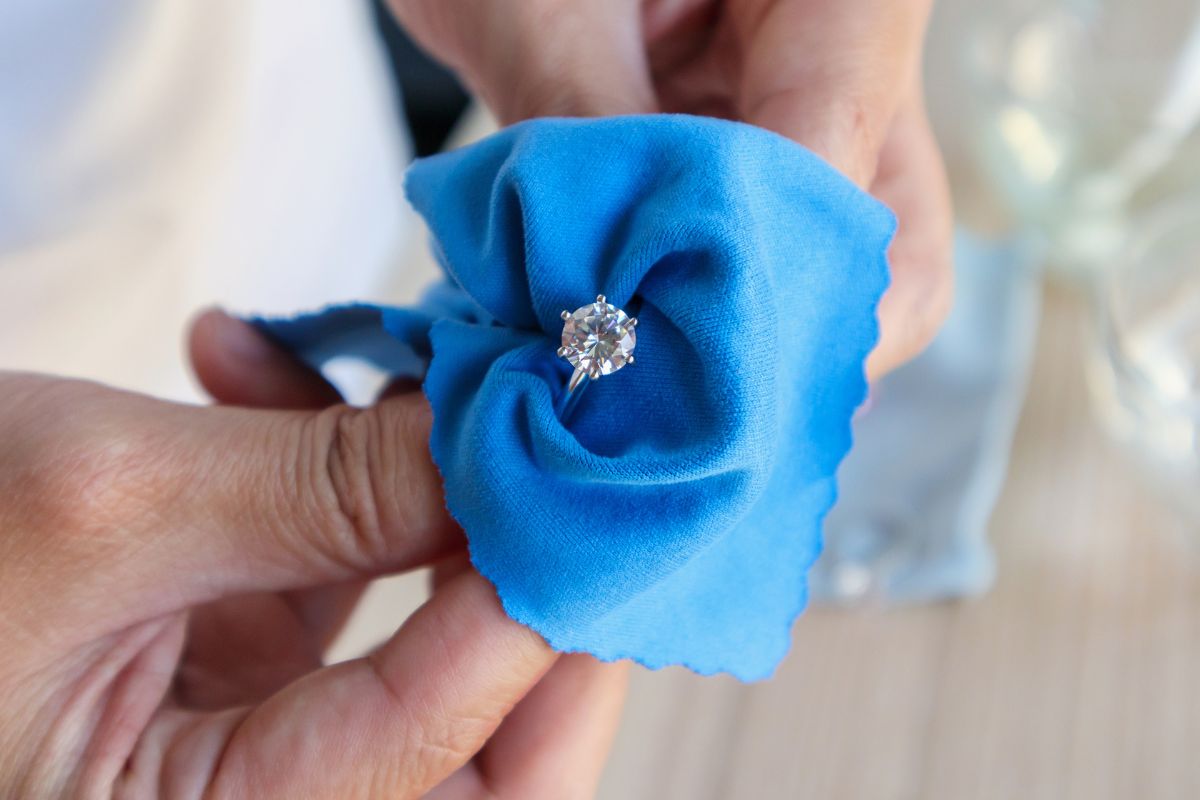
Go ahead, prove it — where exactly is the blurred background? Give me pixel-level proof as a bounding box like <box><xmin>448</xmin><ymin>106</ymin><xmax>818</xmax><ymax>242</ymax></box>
<box><xmin>4</xmin><ymin>0</ymin><xmax>1200</xmax><ymax>797</ymax></box>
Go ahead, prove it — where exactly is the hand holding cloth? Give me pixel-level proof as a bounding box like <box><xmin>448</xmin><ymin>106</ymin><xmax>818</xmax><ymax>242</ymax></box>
<box><xmin>259</xmin><ymin>115</ymin><xmax>893</xmax><ymax>680</ymax></box>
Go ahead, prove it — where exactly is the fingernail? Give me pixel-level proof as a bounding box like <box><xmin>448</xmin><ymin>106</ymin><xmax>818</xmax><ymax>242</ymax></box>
<box><xmin>206</xmin><ymin>308</ymin><xmax>278</xmax><ymax>365</ymax></box>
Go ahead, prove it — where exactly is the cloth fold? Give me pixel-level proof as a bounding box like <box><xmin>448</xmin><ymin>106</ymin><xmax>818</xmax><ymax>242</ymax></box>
<box><xmin>258</xmin><ymin>115</ymin><xmax>894</xmax><ymax>679</ymax></box>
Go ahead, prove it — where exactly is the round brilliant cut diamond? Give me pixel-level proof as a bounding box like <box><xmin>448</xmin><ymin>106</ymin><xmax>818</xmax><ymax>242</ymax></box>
<box><xmin>559</xmin><ymin>297</ymin><xmax>636</xmax><ymax>379</ymax></box>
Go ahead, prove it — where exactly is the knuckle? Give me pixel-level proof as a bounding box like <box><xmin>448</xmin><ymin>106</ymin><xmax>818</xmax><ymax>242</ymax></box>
<box><xmin>307</xmin><ymin>396</ymin><xmax>444</xmax><ymax>572</ymax></box>
<box><xmin>310</xmin><ymin>405</ymin><xmax>386</xmax><ymax>570</ymax></box>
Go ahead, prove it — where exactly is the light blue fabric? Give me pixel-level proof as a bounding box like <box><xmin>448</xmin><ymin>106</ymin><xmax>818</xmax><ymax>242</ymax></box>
<box><xmin>811</xmin><ymin>232</ymin><xmax>1042</xmax><ymax>603</ymax></box>
<box><xmin>257</xmin><ymin>116</ymin><xmax>894</xmax><ymax>680</ymax></box>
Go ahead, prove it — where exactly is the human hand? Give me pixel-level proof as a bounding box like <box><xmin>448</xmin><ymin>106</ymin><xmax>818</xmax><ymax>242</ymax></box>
<box><xmin>388</xmin><ymin>0</ymin><xmax>953</xmax><ymax>377</ymax></box>
<box><xmin>0</xmin><ymin>311</ymin><xmax>625</xmax><ymax>799</ymax></box>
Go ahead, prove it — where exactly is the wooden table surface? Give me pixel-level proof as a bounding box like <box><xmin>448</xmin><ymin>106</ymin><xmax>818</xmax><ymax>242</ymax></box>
<box><xmin>595</xmin><ymin>285</ymin><xmax>1200</xmax><ymax>800</ymax></box>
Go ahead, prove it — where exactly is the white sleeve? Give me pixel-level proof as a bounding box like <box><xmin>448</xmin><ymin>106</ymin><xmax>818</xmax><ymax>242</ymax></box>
<box><xmin>0</xmin><ymin>0</ymin><xmax>413</xmax><ymax>400</ymax></box>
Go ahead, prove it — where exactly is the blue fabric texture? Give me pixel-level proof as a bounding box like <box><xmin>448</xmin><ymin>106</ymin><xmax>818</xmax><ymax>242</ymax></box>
<box><xmin>257</xmin><ymin>115</ymin><xmax>894</xmax><ymax>680</ymax></box>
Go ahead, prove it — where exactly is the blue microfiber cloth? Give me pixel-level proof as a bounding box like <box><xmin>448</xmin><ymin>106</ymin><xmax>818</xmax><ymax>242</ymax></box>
<box><xmin>257</xmin><ymin>115</ymin><xmax>894</xmax><ymax>680</ymax></box>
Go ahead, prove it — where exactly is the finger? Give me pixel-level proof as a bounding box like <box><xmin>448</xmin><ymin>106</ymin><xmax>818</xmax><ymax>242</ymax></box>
<box><xmin>179</xmin><ymin>580</ymin><xmax>372</xmax><ymax>711</ymax></box>
<box><xmin>389</xmin><ymin>0</ymin><xmax>658</xmax><ymax>121</ymax></box>
<box><xmin>430</xmin><ymin>550</ymin><xmax>473</xmax><ymax>592</ymax></box>
<box><xmin>736</xmin><ymin>0</ymin><xmax>933</xmax><ymax>185</ymax></box>
<box><xmin>426</xmin><ymin>548</ymin><xmax>629</xmax><ymax>799</ymax></box>
<box><xmin>164</xmin><ymin>391</ymin><xmax>457</xmax><ymax>596</ymax></box>
<box><xmin>177</xmin><ymin>593</ymin><xmax>329</xmax><ymax>710</ymax></box>
<box><xmin>185</xmin><ymin>314</ymin><xmax>374</xmax><ymax>708</ymax></box>
<box><xmin>647</xmin><ymin>13</ymin><xmax>740</xmax><ymax>120</ymax></box>
<box><xmin>479</xmin><ymin>656</ymin><xmax>628</xmax><ymax>799</ymax></box>
<box><xmin>431</xmin><ymin>655</ymin><xmax>630</xmax><ymax>799</ymax></box>
<box><xmin>138</xmin><ymin>571</ymin><xmax>557</xmax><ymax>799</ymax></box>
<box><xmin>865</xmin><ymin>95</ymin><xmax>954</xmax><ymax>378</ymax></box>
<box><xmin>4</xmin><ymin>374</ymin><xmax>459</xmax><ymax>612</ymax></box>
<box><xmin>189</xmin><ymin>308</ymin><xmax>342</xmax><ymax>409</ymax></box>
<box><xmin>644</xmin><ymin>0</ymin><xmax>726</xmax><ymax>86</ymax></box>
<box><xmin>195</xmin><ymin>312</ymin><xmax>376</xmax><ymax>650</ymax></box>
<box><xmin>281</xmin><ymin>580</ymin><xmax>370</xmax><ymax>652</ymax></box>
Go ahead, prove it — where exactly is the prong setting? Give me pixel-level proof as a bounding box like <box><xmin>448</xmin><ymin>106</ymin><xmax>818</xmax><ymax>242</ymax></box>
<box><xmin>557</xmin><ymin>295</ymin><xmax>637</xmax><ymax>384</ymax></box>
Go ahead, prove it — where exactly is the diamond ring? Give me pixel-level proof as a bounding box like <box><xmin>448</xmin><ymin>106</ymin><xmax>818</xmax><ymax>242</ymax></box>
<box><xmin>555</xmin><ymin>294</ymin><xmax>637</xmax><ymax>419</ymax></box>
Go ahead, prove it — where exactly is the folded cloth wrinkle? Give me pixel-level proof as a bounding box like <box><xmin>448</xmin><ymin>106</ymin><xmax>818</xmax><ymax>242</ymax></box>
<box><xmin>257</xmin><ymin>115</ymin><xmax>894</xmax><ymax>679</ymax></box>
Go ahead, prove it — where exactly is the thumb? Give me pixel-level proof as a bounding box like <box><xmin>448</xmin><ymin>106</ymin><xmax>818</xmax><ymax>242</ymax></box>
<box><xmin>737</xmin><ymin>0</ymin><xmax>933</xmax><ymax>186</ymax></box>
<box><xmin>1</xmin><ymin>372</ymin><xmax>460</xmax><ymax>612</ymax></box>
<box><xmin>388</xmin><ymin>0</ymin><xmax>657</xmax><ymax>121</ymax></box>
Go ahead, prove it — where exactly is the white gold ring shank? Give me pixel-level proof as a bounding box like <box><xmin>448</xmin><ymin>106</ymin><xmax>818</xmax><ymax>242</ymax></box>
<box><xmin>556</xmin><ymin>294</ymin><xmax>637</xmax><ymax>416</ymax></box>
